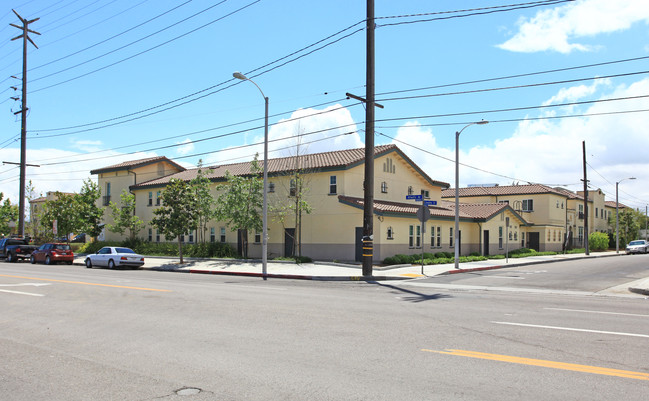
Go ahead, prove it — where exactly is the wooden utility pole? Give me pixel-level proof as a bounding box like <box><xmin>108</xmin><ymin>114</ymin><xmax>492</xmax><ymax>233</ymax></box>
<box><xmin>362</xmin><ymin>0</ymin><xmax>375</xmax><ymax>276</ymax></box>
<box><xmin>10</xmin><ymin>9</ymin><xmax>40</xmax><ymax>237</ymax></box>
<box><xmin>582</xmin><ymin>141</ymin><xmax>589</xmax><ymax>255</ymax></box>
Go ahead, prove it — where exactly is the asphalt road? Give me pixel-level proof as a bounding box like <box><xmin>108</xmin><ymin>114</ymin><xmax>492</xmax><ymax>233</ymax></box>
<box><xmin>1</xmin><ymin>259</ymin><xmax>647</xmax><ymax>400</ymax></box>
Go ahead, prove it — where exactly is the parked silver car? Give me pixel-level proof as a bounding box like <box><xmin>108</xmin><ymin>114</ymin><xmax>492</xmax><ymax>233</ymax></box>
<box><xmin>625</xmin><ymin>240</ymin><xmax>649</xmax><ymax>254</ymax></box>
<box><xmin>85</xmin><ymin>247</ymin><xmax>145</xmax><ymax>269</ymax></box>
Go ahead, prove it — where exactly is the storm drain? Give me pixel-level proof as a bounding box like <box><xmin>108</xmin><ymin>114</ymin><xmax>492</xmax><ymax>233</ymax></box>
<box><xmin>175</xmin><ymin>387</ymin><xmax>202</xmax><ymax>396</ymax></box>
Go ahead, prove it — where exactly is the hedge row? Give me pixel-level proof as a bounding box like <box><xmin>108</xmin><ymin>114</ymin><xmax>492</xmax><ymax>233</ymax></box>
<box><xmin>382</xmin><ymin>248</ymin><xmax>562</xmax><ymax>265</ymax></box>
<box><xmin>78</xmin><ymin>239</ymin><xmax>237</xmax><ymax>259</ymax></box>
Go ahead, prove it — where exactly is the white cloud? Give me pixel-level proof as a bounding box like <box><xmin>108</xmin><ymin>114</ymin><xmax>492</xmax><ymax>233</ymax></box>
<box><xmin>70</xmin><ymin>139</ymin><xmax>103</xmax><ymax>152</ymax></box>
<box><xmin>542</xmin><ymin>78</ymin><xmax>611</xmax><ymax>106</ymax></box>
<box><xmin>176</xmin><ymin>138</ymin><xmax>195</xmax><ymax>156</ymax></box>
<box><xmin>393</xmin><ymin>78</ymin><xmax>649</xmax><ymax>209</ymax></box>
<box><xmin>498</xmin><ymin>0</ymin><xmax>649</xmax><ymax>53</ymax></box>
<box><xmin>204</xmin><ymin>104</ymin><xmax>362</xmax><ymax>166</ymax></box>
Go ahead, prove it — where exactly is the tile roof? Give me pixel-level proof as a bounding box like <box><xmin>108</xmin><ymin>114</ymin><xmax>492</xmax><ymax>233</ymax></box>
<box><xmin>442</xmin><ymin>183</ymin><xmax>570</xmax><ymax>198</ymax></box>
<box><xmin>133</xmin><ymin>144</ymin><xmax>450</xmax><ymax>189</ymax></box>
<box><xmin>338</xmin><ymin>196</ymin><xmax>518</xmax><ymax>221</ymax></box>
<box><xmin>605</xmin><ymin>200</ymin><xmax>630</xmax><ymax>209</ymax></box>
<box><xmin>90</xmin><ymin>156</ymin><xmax>185</xmax><ymax>175</ymax></box>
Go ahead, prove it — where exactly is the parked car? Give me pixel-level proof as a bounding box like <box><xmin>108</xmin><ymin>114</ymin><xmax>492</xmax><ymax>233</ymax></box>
<box><xmin>71</xmin><ymin>233</ymin><xmax>87</xmax><ymax>243</ymax></box>
<box><xmin>0</xmin><ymin>237</ymin><xmax>39</xmax><ymax>262</ymax></box>
<box><xmin>84</xmin><ymin>247</ymin><xmax>145</xmax><ymax>269</ymax></box>
<box><xmin>30</xmin><ymin>243</ymin><xmax>74</xmax><ymax>265</ymax></box>
<box><xmin>625</xmin><ymin>240</ymin><xmax>649</xmax><ymax>254</ymax></box>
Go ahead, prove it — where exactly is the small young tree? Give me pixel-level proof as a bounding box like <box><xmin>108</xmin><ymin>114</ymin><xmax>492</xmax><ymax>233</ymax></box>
<box><xmin>151</xmin><ymin>179</ymin><xmax>199</xmax><ymax>263</ymax></box>
<box><xmin>40</xmin><ymin>192</ymin><xmax>78</xmax><ymax>242</ymax></box>
<box><xmin>107</xmin><ymin>189</ymin><xmax>145</xmax><ymax>241</ymax></box>
<box><xmin>215</xmin><ymin>156</ymin><xmax>263</xmax><ymax>258</ymax></box>
<box><xmin>77</xmin><ymin>179</ymin><xmax>104</xmax><ymax>239</ymax></box>
<box><xmin>0</xmin><ymin>193</ymin><xmax>18</xmax><ymax>237</ymax></box>
<box><xmin>190</xmin><ymin>161</ymin><xmax>214</xmax><ymax>243</ymax></box>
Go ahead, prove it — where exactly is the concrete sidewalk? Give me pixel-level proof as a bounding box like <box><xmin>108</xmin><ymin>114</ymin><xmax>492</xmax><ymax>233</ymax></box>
<box><xmin>75</xmin><ymin>251</ymin><xmax>649</xmax><ymax>295</ymax></box>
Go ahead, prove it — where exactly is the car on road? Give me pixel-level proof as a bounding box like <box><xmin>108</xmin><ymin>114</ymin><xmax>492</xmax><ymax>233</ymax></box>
<box><xmin>625</xmin><ymin>239</ymin><xmax>649</xmax><ymax>254</ymax></box>
<box><xmin>30</xmin><ymin>243</ymin><xmax>74</xmax><ymax>265</ymax></box>
<box><xmin>1</xmin><ymin>237</ymin><xmax>39</xmax><ymax>262</ymax></box>
<box><xmin>84</xmin><ymin>246</ymin><xmax>145</xmax><ymax>269</ymax></box>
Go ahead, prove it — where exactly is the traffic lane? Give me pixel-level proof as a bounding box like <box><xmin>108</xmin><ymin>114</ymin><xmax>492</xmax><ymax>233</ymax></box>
<box><xmin>420</xmin><ymin>255</ymin><xmax>649</xmax><ymax>292</ymax></box>
<box><xmin>2</xmin><ymin>266</ymin><xmax>648</xmax><ymax>400</ymax></box>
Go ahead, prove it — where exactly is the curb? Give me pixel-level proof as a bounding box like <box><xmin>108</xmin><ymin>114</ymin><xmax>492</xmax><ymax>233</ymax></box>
<box><xmin>441</xmin><ymin>252</ymin><xmax>622</xmax><ymax>275</ymax></box>
<box><xmin>148</xmin><ymin>267</ymin><xmax>410</xmax><ymax>281</ymax></box>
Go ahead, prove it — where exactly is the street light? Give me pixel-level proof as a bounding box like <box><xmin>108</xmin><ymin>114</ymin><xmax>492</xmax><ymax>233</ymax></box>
<box><xmin>455</xmin><ymin>120</ymin><xmax>488</xmax><ymax>269</ymax></box>
<box><xmin>615</xmin><ymin>176</ymin><xmax>636</xmax><ymax>253</ymax></box>
<box><xmin>233</xmin><ymin>71</ymin><xmax>268</xmax><ymax>277</ymax></box>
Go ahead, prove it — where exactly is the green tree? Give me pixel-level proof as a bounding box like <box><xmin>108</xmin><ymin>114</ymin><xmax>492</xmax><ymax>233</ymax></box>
<box><xmin>107</xmin><ymin>189</ymin><xmax>145</xmax><ymax>241</ymax></box>
<box><xmin>77</xmin><ymin>179</ymin><xmax>104</xmax><ymax>239</ymax></box>
<box><xmin>0</xmin><ymin>193</ymin><xmax>19</xmax><ymax>237</ymax></box>
<box><xmin>215</xmin><ymin>156</ymin><xmax>263</xmax><ymax>258</ymax></box>
<box><xmin>40</xmin><ymin>192</ymin><xmax>78</xmax><ymax>242</ymax></box>
<box><xmin>151</xmin><ymin>179</ymin><xmax>199</xmax><ymax>263</ymax></box>
<box><xmin>618</xmin><ymin>208</ymin><xmax>642</xmax><ymax>246</ymax></box>
<box><xmin>588</xmin><ymin>232</ymin><xmax>609</xmax><ymax>251</ymax></box>
<box><xmin>190</xmin><ymin>161</ymin><xmax>215</xmax><ymax>243</ymax></box>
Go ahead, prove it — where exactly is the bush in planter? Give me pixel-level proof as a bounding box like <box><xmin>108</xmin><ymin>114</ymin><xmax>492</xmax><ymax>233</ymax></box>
<box><xmin>588</xmin><ymin>232</ymin><xmax>609</xmax><ymax>251</ymax></box>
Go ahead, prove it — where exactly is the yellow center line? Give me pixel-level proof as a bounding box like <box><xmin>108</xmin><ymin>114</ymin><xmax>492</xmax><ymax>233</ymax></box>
<box><xmin>0</xmin><ymin>274</ymin><xmax>172</xmax><ymax>292</ymax></box>
<box><xmin>422</xmin><ymin>349</ymin><xmax>649</xmax><ymax>381</ymax></box>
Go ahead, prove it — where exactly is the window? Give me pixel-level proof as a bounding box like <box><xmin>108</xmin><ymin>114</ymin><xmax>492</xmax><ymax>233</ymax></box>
<box><xmin>509</xmin><ymin>230</ymin><xmax>513</xmax><ymax>240</ymax></box>
<box><xmin>409</xmin><ymin>225</ymin><xmax>421</xmax><ymax>248</ymax></box>
<box><xmin>189</xmin><ymin>231</ymin><xmax>194</xmax><ymax>243</ymax></box>
<box><xmin>436</xmin><ymin>226</ymin><xmax>441</xmax><ymax>247</ymax></box>
<box><xmin>210</xmin><ymin>227</ymin><xmax>215</xmax><ymax>243</ymax></box>
<box><xmin>180</xmin><ymin>234</ymin><xmax>185</xmax><ymax>243</ymax></box>
<box><xmin>548</xmin><ymin>231</ymin><xmax>551</xmax><ymax>242</ymax></box>
<box><xmin>381</xmin><ymin>181</ymin><xmax>388</xmax><ymax>193</ymax></box>
<box><xmin>156</xmin><ymin>191</ymin><xmax>161</xmax><ymax>206</ymax></box>
<box><xmin>387</xmin><ymin>226</ymin><xmax>393</xmax><ymax>240</ymax></box>
<box><xmin>499</xmin><ymin>227</ymin><xmax>503</xmax><ymax>249</ymax></box>
<box><xmin>156</xmin><ymin>230</ymin><xmax>160</xmax><ymax>242</ymax></box>
<box><xmin>521</xmin><ymin>232</ymin><xmax>525</xmax><ymax>247</ymax></box>
<box><xmin>148</xmin><ymin>228</ymin><xmax>152</xmax><ymax>242</ymax></box>
<box><xmin>514</xmin><ymin>231</ymin><xmax>518</xmax><ymax>241</ymax></box>
<box><xmin>430</xmin><ymin>225</ymin><xmax>435</xmax><ymax>247</ymax></box>
<box><xmin>499</xmin><ymin>200</ymin><xmax>509</xmax><ymax>204</ymax></box>
<box><xmin>595</xmin><ymin>208</ymin><xmax>598</xmax><ymax>218</ymax></box>
<box><xmin>556</xmin><ymin>201</ymin><xmax>560</xmax><ymax>208</ymax></box>
<box><xmin>220</xmin><ymin>227</ymin><xmax>226</xmax><ymax>243</ymax></box>
<box><xmin>553</xmin><ymin>230</ymin><xmax>557</xmax><ymax>242</ymax></box>
<box><xmin>290</xmin><ymin>179</ymin><xmax>297</xmax><ymax>196</ymax></box>
<box><xmin>103</xmin><ymin>182</ymin><xmax>112</xmax><ymax>206</ymax></box>
<box><xmin>148</xmin><ymin>192</ymin><xmax>153</xmax><ymax>206</ymax></box>
<box><xmin>408</xmin><ymin>186</ymin><xmax>413</xmax><ymax>195</ymax></box>
<box><xmin>522</xmin><ymin>199</ymin><xmax>534</xmax><ymax>211</ymax></box>
<box><xmin>578</xmin><ymin>226</ymin><xmax>584</xmax><ymax>244</ymax></box>
<box><xmin>254</xmin><ymin>231</ymin><xmax>261</xmax><ymax>243</ymax></box>
<box><xmin>450</xmin><ymin>227</ymin><xmax>454</xmax><ymax>248</ymax></box>
<box><xmin>268</xmin><ymin>182</ymin><xmax>275</xmax><ymax>193</ymax></box>
<box><xmin>421</xmin><ymin>189</ymin><xmax>430</xmax><ymax>199</ymax></box>
<box><xmin>329</xmin><ymin>176</ymin><xmax>337</xmax><ymax>194</ymax></box>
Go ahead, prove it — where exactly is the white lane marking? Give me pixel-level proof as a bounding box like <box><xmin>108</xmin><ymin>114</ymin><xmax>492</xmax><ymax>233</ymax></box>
<box><xmin>492</xmin><ymin>321</ymin><xmax>649</xmax><ymax>338</ymax></box>
<box><xmin>0</xmin><ymin>289</ymin><xmax>44</xmax><ymax>297</ymax></box>
<box><xmin>544</xmin><ymin>307</ymin><xmax>649</xmax><ymax>318</ymax></box>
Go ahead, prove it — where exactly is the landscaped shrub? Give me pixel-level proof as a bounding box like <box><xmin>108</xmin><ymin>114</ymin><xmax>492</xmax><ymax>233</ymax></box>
<box><xmin>75</xmin><ymin>240</ymin><xmax>236</xmax><ymax>258</ymax></box>
<box><xmin>435</xmin><ymin>251</ymin><xmax>453</xmax><ymax>259</ymax></box>
<box><xmin>588</xmin><ymin>232</ymin><xmax>609</xmax><ymax>251</ymax></box>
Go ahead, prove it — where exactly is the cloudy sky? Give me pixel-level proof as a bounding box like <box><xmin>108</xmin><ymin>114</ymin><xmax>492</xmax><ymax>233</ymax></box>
<box><xmin>1</xmin><ymin>0</ymin><xmax>648</xmax><ymax>210</ymax></box>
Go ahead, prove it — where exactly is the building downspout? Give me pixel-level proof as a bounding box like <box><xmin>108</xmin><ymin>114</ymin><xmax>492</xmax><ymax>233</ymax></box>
<box><xmin>478</xmin><ymin>222</ymin><xmax>483</xmax><ymax>256</ymax></box>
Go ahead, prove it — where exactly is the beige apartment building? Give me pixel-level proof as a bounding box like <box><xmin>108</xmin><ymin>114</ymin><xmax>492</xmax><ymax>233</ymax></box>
<box><xmin>90</xmin><ymin>145</ymin><xmax>529</xmax><ymax>262</ymax></box>
<box><xmin>441</xmin><ymin>184</ymin><xmax>613</xmax><ymax>252</ymax></box>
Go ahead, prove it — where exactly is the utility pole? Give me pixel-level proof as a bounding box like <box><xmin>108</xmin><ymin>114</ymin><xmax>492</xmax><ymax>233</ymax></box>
<box><xmin>10</xmin><ymin>9</ymin><xmax>40</xmax><ymax>237</ymax></box>
<box><xmin>362</xmin><ymin>0</ymin><xmax>375</xmax><ymax>277</ymax></box>
<box><xmin>582</xmin><ymin>141</ymin><xmax>589</xmax><ymax>255</ymax></box>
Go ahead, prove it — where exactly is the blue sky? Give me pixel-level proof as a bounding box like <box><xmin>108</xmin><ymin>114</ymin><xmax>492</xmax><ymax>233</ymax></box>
<box><xmin>1</xmin><ymin>0</ymin><xmax>649</xmax><ymax>212</ymax></box>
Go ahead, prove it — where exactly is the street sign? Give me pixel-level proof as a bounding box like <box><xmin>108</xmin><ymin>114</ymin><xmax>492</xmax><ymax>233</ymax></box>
<box><xmin>416</xmin><ymin>204</ymin><xmax>431</xmax><ymax>223</ymax></box>
<box><xmin>406</xmin><ymin>194</ymin><xmax>423</xmax><ymax>201</ymax></box>
<box><xmin>423</xmin><ymin>200</ymin><xmax>437</xmax><ymax>206</ymax></box>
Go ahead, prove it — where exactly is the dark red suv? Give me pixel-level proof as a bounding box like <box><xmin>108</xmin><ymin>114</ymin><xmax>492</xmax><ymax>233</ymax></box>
<box><xmin>30</xmin><ymin>243</ymin><xmax>74</xmax><ymax>265</ymax></box>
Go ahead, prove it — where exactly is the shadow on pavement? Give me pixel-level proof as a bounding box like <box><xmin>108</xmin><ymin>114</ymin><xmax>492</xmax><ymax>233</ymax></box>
<box><xmin>375</xmin><ymin>282</ymin><xmax>452</xmax><ymax>303</ymax></box>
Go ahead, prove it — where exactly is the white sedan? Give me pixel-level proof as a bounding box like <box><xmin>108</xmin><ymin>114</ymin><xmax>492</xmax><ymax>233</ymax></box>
<box><xmin>625</xmin><ymin>240</ymin><xmax>649</xmax><ymax>254</ymax></box>
<box><xmin>85</xmin><ymin>247</ymin><xmax>145</xmax><ymax>269</ymax></box>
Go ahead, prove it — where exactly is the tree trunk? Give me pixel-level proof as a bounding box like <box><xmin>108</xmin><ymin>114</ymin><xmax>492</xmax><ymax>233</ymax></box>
<box><xmin>178</xmin><ymin>237</ymin><xmax>184</xmax><ymax>264</ymax></box>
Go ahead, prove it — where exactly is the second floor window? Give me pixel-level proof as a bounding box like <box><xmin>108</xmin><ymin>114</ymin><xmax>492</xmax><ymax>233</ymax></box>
<box><xmin>148</xmin><ymin>192</ymin><xmax>153</xmax><ymax>206</ymax></box>
<box><xmin>290</xmin><ymin>179</ymin><xmax>297</xmax><ymax>197</ymax></box>
<box><xmin>156</xmin><ymin>191</ymin><xmax>161</xmax><ymax>205</ymax></box>
<box><xmin>329</xmin><ymin>176</ymin><xmax>337</xmax><ymax>194</ymax></box>
<box><xmin>381</xmin><ymin>181</ymin><xmax>388</xmax><ymax>193</ymax></box>
<box><xmin>522</xmin><ymin>199</ymin><xmax>534</xmax><ymax>211</ymax></box>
